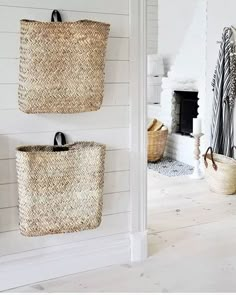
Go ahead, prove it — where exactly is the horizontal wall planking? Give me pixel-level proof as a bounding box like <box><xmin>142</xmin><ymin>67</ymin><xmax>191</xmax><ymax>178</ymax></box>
<box><xmin>0</xmin><ymin>34</ymin><xmax>129</xmax><ymax>61</ymax></box>
<box><xmin>0</xmin><ymin>106</ymin><xmax>129</xmax><ymax>135</ymax></box>
<box><xmin>0</xmin><ymin>7</ymin><xmax>128</xmax><ymax>37</ymax></box>
<box><xmin>101</xmin><ymin>192</ymin><xmax>130</xmax><ymax>215</ymax></box>
<box><xmin>0</xmin><ymin>212</ymin><xmax>130</xmax><ymax>257</ymax></box>
<box><xmin>0</xmin><ymin>60</ymin><xmax>129</xmax><ymax>84</ymax></box>
<box><xmin>0</xmin><ymin>191</ymin><xmax>130</xmax><ymax>232</ymax></box>
<box><xmin>0</xmin><ymin>128</ymin><xmax>129</xmax><ymax>159</ymax></box>
<box><xmin>0</xmin><ymin>234</ymin><xmax>130</xmax><ymax>291</ymax></box>
<box><xmin>0</xmin><ymin>83</ymin><xmax>129</xmax><ymax>110</ymax></box>
<box><xmin>0</xmin><ymin>150</ymin><xmax>130</xmax><ymax>184</ymax></box>
<box><xmin>0</xmin><ymin>207</ymin><xmax>19</xmax><ymax>232</ymax></box>
<box><xmin>0</xmin><ymin>170</ymin><xmax>130</xmax><ymax>209</ymax></box>
<box><xmin>0</xmin><ymin>0</ymin><xmax>129</xmax><ymax>15</ymax></box>
<box><xmin>0</xmin><ymin>234</ymin><xmax>129</xmax><ymax>266</ymax></box>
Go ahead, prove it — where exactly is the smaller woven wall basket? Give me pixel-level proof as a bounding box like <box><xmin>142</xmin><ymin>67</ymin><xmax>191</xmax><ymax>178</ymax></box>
<box><xmin>18</xmin><ymin>10</ymin><xmax>110</xmax><ymax>114</ymax></box>
<box><xmin>16</xmin><ymin>132</ymin><xmax>106</xmax><ymax>237</ymax></box>
<box><xmin>203</xmin><ymin>147</ymin><xmax>236</xmax><ymax>195</ymax></box>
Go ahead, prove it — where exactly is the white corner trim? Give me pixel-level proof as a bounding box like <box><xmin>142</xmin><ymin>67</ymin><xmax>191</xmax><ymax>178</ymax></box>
<box><xmin>129</xmin><ymin>0</ymin><xmax>147</xmax><ymax>233</ymax></box>
<box><xmin>0</xmin><ymin>233</ymin><xmax>130</xmax><ymax>292</ymax></box>
<box><xmin>129</xmin><ymin>0</ymin><xmax>148</xmax><ymax>262</ymax></box>
<box><xmin>130</xmin><ymin>230</ymin><xmax>148</xmax><ymax>262</ymax></box>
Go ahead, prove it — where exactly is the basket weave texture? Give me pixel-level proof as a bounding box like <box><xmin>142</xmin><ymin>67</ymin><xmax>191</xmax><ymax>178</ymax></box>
<box><xmin>16</xmin><ymin>142</ymin><xmax>106</xmax><ymax>236</ymax></box>
<box><xmin>148</xmin><ymin>119</ymin><xmax>168</xmax><ymax>162</ymax></box>
<box><xmin>18</xmin><ymin>19</ymin><xmax>110</xmax><ymax>113</ymax></box>
<box><xmin>204</xmin><ymin>147</ymin><xmax>236</xmax><ymax>195</ymax></box>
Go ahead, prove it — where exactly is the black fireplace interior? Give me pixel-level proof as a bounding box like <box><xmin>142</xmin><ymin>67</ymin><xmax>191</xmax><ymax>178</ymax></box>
<box><xmin>174</xmin><ymin>91</ymin><xmax>199</xmax><ymax>136</ymax></box>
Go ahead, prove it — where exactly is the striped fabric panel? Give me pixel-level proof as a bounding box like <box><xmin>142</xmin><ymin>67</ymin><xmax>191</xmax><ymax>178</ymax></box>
<box><xmin>211</xmin><ymin>27</ymin><xmax>234</xmax><ymax>157</ymax></box>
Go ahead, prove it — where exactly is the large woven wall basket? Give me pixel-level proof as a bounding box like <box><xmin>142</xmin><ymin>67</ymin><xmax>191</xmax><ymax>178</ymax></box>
<box><xmin>16</xmin><ymin>132</ymin><xmax>106</xmax><ymax>236</ymax></box>
<box><xmin>18</xmin><ymin>10</ymin><xmax>110</xmax><ymax>114</ymax></box>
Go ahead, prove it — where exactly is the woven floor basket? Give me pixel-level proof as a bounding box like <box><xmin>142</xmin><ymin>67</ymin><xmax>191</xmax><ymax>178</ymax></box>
<box><xmin>148</xmin><ymin>119</ymin><xmax>168</xmax><ymax>162</ymax></box>
<box><xmin>204</xmin><ymin>147</ymin><xmax>236</xmax><ymax>195</ymax></box>
<box><xmin>16</xmin><ymin>142</ymin><xmax>106</xmax><ymax>236</ymax></box>
<box><xmin>18</xmin><ymin>13</ymin><xmax>110</xmax><ymax>113</ymax></box>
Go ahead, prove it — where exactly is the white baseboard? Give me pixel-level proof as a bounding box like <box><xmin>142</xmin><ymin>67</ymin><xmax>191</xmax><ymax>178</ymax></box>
<box><xmin>0</xmin><ymin>233</ymin><xmax>130</xmax><ymax>291</ymax></box>
<box><xmin>130</xmin><ymin>230</ymin><xmax>148</xmax><ymax>262</ymax></box>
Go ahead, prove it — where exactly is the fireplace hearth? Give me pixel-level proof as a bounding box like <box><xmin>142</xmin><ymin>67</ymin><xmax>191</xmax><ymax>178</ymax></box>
<box><xmin>173</xmin><ymin>91</ymin><xmax>199</xmax><ymax>136</ymax></box>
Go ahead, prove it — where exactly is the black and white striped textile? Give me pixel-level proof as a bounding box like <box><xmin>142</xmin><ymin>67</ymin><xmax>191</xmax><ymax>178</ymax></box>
<box><xmin>211</xmin><ymin>27</ymin><xmax>235</xmax><ymax>157</ymax></box>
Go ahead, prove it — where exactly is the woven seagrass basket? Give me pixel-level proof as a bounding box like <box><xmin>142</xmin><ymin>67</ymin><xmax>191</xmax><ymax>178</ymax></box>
<box><xmin>203</xmin><ymin>147</ymin><xmax>236</xmax><ymax>195</ymax></box>
<box><xmin>148</xmin><ymin>119</ymin><xmax>168</xmax><ymax>162</ymax></box>
<box><xmin>16</xmin><ymin>133</ymin><xmax>106</xmax><ymax>236</ymax></box>
<box><xmin>18</xmin><ymin>10</ymin><xmax>110</xmax><ymax>114</ymax></box>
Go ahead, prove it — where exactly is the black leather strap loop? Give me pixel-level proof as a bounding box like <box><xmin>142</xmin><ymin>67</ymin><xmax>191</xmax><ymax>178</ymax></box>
<box><xmin>54</xmin><ymin>132</ymin><xmax>67</xmax><ymax>146</ymax></box>
<box><xmin>51</xmin><ymin>10</ymin><xmax>62</xmax><ymax>22</ymax></box>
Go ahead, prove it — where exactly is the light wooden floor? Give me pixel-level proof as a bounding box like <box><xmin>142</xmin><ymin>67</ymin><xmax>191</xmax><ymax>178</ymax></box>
<box><xmin>8</xmin><ymin>170</ymin><xmax>236</xmax><ymax>293</ymax></box>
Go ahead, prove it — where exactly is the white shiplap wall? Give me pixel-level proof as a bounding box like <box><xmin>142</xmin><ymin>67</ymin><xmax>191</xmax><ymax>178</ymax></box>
<box><xmin>0</xmin><ymin>0</ymin><xmax>134</xmax><ymax>290</ymax></box>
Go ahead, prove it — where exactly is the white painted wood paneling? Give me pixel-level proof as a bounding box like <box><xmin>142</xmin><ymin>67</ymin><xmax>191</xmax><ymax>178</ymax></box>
<box><xmin>0</xmin><ymin>107</ymin><xmax>129</xmax><ymax>135</ymax></box>
<box><xmin>0</xmin><ymin>184</ymin><xmax>19</xmax><ymax>208</ymax></box>
<box><xmin>0</xmin><ymin>0</ymin><xmax>137</xmax><ymax>288</ymax></box>
<box><xmin>0</xmin><ymin>128</ymin><xmax>129</xmax><ymax>159</ymax></box>
<box><xmin>0</xmin><ymin>33</ymin><xmax>19</xmax><ymax>59</ymax></box>
<box><xmin>0</xmin><ymin>129</ymin><xmax>129</xmax><ymax>159</ymax></box>
<box><xmin>0</xmin><ymin>212</ymin><xmax>130</xmax><ymax>257</ymax></box>
<box><xmin>0</xmin><ymin>0</ymin><xmax>129</xmax><ymax>15</ymax></box>
<box><xmin>0</xmin><ymin>7</ymin><xmax>129</xmax><ymax>37</ymax></box>
<box><xmin>0</xmin><ymin>207</ymin><xmax>19</xmax><ymax>232</ymax></box>
<box><xmin>0</xmin><ymin>234</ymin><xmax>130</xmax><ymax>291</ymax></box>
<box><xmin>103</xmin><ymin>192</ymin><xmax>130</xmax><ymax>215</ymax></box>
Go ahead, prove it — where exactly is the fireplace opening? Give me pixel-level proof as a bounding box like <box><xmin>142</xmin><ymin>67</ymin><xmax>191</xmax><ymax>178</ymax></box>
<box><xmin>174</xmin><ymin>91</ymin><xmax>199</xmax><ymax>136</ymax></box>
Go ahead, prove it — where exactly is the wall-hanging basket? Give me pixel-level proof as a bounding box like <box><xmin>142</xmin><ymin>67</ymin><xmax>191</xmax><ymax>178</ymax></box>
<box><xmin>18</xmin><ymin>10</ymin><xmax>110</xmax><ymax>114</ymax></box>
<box><xmin>203</xmin><ymin>147</ymin><xmax>236</xmax><ymax>195</ymax></box>
<box><xmin>16</xmin><ymin>132</ymin><xmax>106</xmax><ymax>236</ymax></box>
<box><xmin>147</xmin><ymin>118</ymin><xmax>168</xmax><ymax>162</ymax></box>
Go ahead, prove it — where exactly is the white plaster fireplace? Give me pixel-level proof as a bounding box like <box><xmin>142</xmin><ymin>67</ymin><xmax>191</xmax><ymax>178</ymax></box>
<box><xmin>156</xmin><ymin>0</ymin><xmax>207</xmax><ymax>165</ymax></box>
<box><xmin>159</xmin><ymin>79</ymin><xmax>201</xmax><ymax>165</ymax></box>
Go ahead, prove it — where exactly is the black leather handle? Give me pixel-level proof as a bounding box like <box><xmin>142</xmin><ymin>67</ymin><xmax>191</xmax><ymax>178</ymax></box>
<box><xmin>204</xmin><ymin>147</ymin><xmax>217</xmax><ymax>171</ymax></box>
<box><xmin>54</xmin><ymin>132</ymin><xmax>66</xmax><ymax>146</ymax></box>
<box><xmin>51</xmin><ymin>10</ymin><xmax>62</xmax><ymax>22</ymax></box>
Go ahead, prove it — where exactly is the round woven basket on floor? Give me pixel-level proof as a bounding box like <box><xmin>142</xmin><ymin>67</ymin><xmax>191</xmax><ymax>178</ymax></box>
<box><xmin>148</xmin><ymin>119</ymin><xmax>168</xmax><ymax>162</ymax></box>
<box><xmin>16</xmin><ymin>140</ymin><xmax>106</xmax><ymax>236</ymax></box>
<box><xmin>203</xmin><ymin>147</ymin><xmax>236</xmax><ymax>195</ymax></box>
<box><xmin>18</xmin><ymin>11</ymin><xmax>110</xmax><ymax>114</ymax></box>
